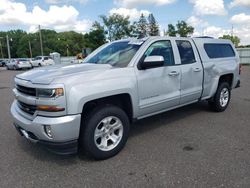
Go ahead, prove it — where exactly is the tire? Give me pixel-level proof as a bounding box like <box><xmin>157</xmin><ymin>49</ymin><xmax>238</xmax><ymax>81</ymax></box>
<box><xmin>13</xmin><ymin>65</ymin><xmax>17</xmax><ymax>70</ymax></box>
<box><xmin>80</xmin><ymin>105</ymin><xmax>130</xmax><ymax>160</ymax></box>
<box><xmin>209</xmin><ymin>82</ymin><xmax>231</xmax><ymax>112</ymax></box>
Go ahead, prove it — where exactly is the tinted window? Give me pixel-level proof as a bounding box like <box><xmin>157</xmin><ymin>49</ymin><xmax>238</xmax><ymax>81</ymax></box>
<box><xmin>143</xmin><ymin>40</ymin><xmax>175</xmax><ymax>66</ymax></box>
<box><xmin>44</xmin><ymin>57</ymin><xmax>49</xmax><ymax>60</ymax></box>
<box><xmin>176</xmin><ymin>40</ymin><xmax>196</xmax><ymax>64</ymax></box>
<box><xmin>204</xmin><ymin>43</ymin><xmax>235</xmax><ymax>58</ymax></box>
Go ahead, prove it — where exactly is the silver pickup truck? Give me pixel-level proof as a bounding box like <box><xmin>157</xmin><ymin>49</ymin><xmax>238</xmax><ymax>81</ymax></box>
<box><xmin>11</xmin><ymin>37</ymin><xmax>241</xmax><ymax>159</ymax></box>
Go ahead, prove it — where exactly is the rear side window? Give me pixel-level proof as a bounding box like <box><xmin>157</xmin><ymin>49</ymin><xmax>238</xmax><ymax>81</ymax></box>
<box><xmin>176</xmin><ymin>40</ymin><xmax>196</xmax><ymax>64</ymax></box>
<box><xmin>44</xmin><ymin>57</ymin><xmax>49</xmax><ymax>60</ymax></box>
<box><xmin>204</xmin><ymin>43</ymin><xmax>235</xmax><ymax>58</ymax></box>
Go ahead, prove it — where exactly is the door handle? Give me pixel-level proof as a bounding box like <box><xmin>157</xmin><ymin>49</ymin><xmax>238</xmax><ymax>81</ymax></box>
<box><xmin>193</xmin><ymin>67</ymin><xmax>201</xmax><ymax>72</ymax></box>
<box><xmin>168</xmin><ymin>71</ymin><xmax>179</xmax><ymax>76</ymax></box>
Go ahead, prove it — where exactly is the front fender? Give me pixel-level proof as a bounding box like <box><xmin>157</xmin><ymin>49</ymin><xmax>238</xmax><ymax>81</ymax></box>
<box><xmin>66</xmin><ymin>77</ymin><xmax>139</xmax><ymax>117</ymax></box>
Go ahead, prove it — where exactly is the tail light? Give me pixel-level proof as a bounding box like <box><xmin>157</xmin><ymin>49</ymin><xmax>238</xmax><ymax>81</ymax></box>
<box><xmin>239</xmin><ymin>64</ymin><xmax>242</xmax><ymax>75</ymax></box>
<box><xmin>16</xmin><ymin>60</ymin><xmax>20</xmax><ymax>64</ymax></box>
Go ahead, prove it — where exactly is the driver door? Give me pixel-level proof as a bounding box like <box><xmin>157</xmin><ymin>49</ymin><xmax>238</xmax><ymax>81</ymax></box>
<box><xmin>136</xmin><ymin>40</ymin><xmax>181</xmax><ymax>117</ymax></box>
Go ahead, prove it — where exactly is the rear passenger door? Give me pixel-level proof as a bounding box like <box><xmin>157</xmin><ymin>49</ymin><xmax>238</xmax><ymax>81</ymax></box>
<box><xmin>176</xmin><ymin>40</ymin><xmax>203</xmax><ymax>104</ymax></box>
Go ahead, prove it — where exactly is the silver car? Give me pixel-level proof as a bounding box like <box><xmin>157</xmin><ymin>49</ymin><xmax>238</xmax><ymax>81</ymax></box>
<box><xmin>6</xmin><ymin>58</ymin><xmax>32</xmax><ymax>70</ymax></box>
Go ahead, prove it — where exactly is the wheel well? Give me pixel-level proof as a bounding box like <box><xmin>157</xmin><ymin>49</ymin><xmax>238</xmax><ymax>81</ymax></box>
<box><xmin>219</xmin><ymin>74</ymin><xmax>233</xmax><ymax>88</ymax></box>
<box><xmin>82</xmin><ymin>94</ymin><xmax>133</xmax><ymax>123</ymax></box>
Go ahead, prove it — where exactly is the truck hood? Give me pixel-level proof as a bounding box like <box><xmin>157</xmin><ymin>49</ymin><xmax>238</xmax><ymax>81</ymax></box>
<box><xmin>16</xmin><ymin>63</ymin><xmax>113</xmax><ymax>85</ymax></box>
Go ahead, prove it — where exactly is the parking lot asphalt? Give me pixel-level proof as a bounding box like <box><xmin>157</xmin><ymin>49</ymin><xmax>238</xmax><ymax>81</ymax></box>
<box><xmin>0</xmin><ymin>66</ymin><xmax>250</xmax><ymax>188</ymax></box>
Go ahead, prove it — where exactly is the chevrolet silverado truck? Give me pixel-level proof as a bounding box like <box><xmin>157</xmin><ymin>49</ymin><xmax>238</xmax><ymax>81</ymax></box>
<box><xmin>11</xmin><ymin>37</ymin><xmax>241</xmax><ymax>160</ymax></box>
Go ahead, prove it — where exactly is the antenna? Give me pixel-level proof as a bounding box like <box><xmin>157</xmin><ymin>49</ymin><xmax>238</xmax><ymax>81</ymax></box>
<box><xmin>231</xmin><ymin>25</ymin><xmax>234</xmax><ymax>38</ymax></box>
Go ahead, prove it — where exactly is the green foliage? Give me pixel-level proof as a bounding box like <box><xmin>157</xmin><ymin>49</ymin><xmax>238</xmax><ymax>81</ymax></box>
<box><xmin>176</xmin><ymin>21</ymin><xmax>194</xmax><ymax>37</ymax></box>
<box><xmin>0</xmin><ymin>29</ymin><xmax>88</xmax><ymax>58</ymax></box>
<box><xmin>166</xmin><ymin>21</ymin><xmax>194</xmax><ymax>37</ymax></box>
<box><xmin>219</xmin><ymin>35</ymin><xmax>240</xmax><ymax>47</ymax></box>
<box><xmin>100</xmin><ymin>14</ymin><xmax>133</xmax><ymax>41</ymax></box>
<box><xmin>0</xmin><ymin>30</ymin><xmax>27</xmax><ymax>58</ymax></box>
<box><xmin>134</xmin><ymin>13</ymin><xmax>148</xmax><ymax>38</ymax></box>
<box><xmin>167</xmin><ymin>24</ymin><xmax>177</xmax><ymax>36</ymax></box>
<box><xmin>148</xmin><ymin>14</ymin><xmax>159</xmax><ymax>36</ymax></box>
<box><xmin>84</xmin><ymin>22</ymin><xmax>106</xmax><ymax>50</ymax></box>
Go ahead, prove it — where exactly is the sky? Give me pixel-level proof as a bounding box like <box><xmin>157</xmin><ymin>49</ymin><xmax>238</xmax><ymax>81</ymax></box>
<box><xmin>0</xmin><ymin>0</ymin><xmax>250</xmax><ymax>44</ymax></box>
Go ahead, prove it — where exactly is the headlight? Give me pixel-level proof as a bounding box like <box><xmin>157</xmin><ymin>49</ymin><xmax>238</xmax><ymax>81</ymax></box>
<box><xmin>36</xmin><ymin>88</ymin><xmax>64</xmax><ymax>98</ymax></box>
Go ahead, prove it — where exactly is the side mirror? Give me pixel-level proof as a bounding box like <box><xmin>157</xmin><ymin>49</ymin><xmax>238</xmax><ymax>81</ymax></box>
<box><xmin>139</xmin><ymin>56</ymin><xmax>164</xmax><ymax>70</ymax></box>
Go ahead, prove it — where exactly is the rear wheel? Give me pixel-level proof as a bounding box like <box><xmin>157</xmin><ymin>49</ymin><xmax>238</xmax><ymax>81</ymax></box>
<box><xmin>80</xmin><ymin>105</ymin><xmax>130</xmax><ymax>160</ymax></box>
<box><xmin>209</xmin><ymin>82</ymin><xmax>231</xmax><ymax>112</ymax></box>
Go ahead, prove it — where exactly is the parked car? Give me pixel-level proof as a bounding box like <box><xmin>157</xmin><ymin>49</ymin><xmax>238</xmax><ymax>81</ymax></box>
<box><xmin>0</xmin><ymin>59</ymin><xmax>7</xmax><ymax>67</ymax></box>
<box><xmin>6</xmin><ymin>58</ymin><xmax>32</xmax><ymax>70</ymax></box>
<box><xmin>11</xmin><ymin>37</ymin><xmax>240</xmax><ymax>160</ymax></box>
<box><xmin>70</xmin><ymin>58</ymin><xmax>84</xmax><ymax>64</ymax></box>
<box><xmin>30</xmin><ymin>56</ymin><xmax>55</xmax><ymax>67</ymax></box>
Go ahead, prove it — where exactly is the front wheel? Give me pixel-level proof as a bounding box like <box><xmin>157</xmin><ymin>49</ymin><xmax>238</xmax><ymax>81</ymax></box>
<box><xmin>80</xmin><ymin>105</ymin><xmax>130</xmax><ymax>160</ymax></box>
<box><xmin>209</xmin><ymin>82</ymin><xmax>231</xmax><ymax>112</ymax></box>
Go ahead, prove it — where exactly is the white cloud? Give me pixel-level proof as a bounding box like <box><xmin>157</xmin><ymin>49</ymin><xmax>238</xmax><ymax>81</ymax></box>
<box><xmin>233</xmin><ymin>26</ymin><xmax>250</xmax><ymax>45</ymax></box>
<box><xmin>187</xmin><ymin>16</ymin><xmax>209</xmax><ymax>27</ymax></box>
<box><xmin>0</xmin><ymin>0</ymin><xmax>92</xmax><ymax>33</ymax></box>
<box><xmin>114</xmin><ymin>0</ymin><xmax>176</xmax><ymax>8</ymax></box>
<box><xmin>203</xmin><ymin>26</ymin><xmax>230</xmax><ymax>37</ymax></box>
<box><xmin>109</xmin><ymin>8</ymin><xmax>150</xmax><ymax>20</ymax></box>
<box><xmin>190</xmin><ymin>25</ymin><xmax>250</xmax><ymax>45</ymax></box>
<box><xmin>230</xmin><ymin>13</ymin><xmax>250</xmax><ymax>25</ymax></box>
<box><xmin>229</xmin><ymin>13</ymin><xmax>250</xmax><ymax>44</ymax></box>
<box><xmin>187</xmin><ymin>16</ymin><xmax>209</xmax><ymax>37</ymax></box>
<box><xmin>45</xmin><ymin>0</ymin><xmax>88</xmax><ymax>4</ymax></box>
<box><xmin>229</xmin><ymin>0</ymin><xmax>250</xmax><ymax>8</ymax></box>
<box><xmin>189</xmin><ymin>0</ymin><xmax>227</xmax><ymax>16</ymax></box>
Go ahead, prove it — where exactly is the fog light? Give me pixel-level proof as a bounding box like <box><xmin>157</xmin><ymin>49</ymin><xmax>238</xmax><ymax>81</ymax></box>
<box><xmin>44</xmin><ymin>125</ymin><xmax>53</xmax><ymax>138</ymax></box>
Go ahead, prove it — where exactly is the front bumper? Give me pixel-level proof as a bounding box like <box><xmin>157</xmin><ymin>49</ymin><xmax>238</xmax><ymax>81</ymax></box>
<box><xmin>11</xmin><ymin>101</ymin><xmax>81</xmax><ymax>155</ymax></box>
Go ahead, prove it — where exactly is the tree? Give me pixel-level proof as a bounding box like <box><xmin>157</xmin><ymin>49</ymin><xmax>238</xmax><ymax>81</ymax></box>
<box><xmin>100</xmin><ymin>14</ymin><xmax>132</xmax><ymax>41</ymax></box>
<box><xmin>167</xmin><ymin>24</ymin><xmax>177</xmax><ymax>36</ymax></box>
<box><xmin>0</xmin><ymin>29</ymin><xmax>88</xmax><ymax>57</ymax></box>
<box><xmin>148</xmin><ymin>13</ymin><xmax>159</xmax><ymax>36</ymax></box>
<box><xmin>134</xmin><ymin>13</ymin><xmax>148</xmax><ymax>38</ymax></box>
<box><xmin>176</xmin><ymin>21</ymin><xmax>194</xmax><ymax>37</ymax></box>
<box><xmin>219</xmin><ymin>35</ymin><xmax>240</xmax><ymax>47</ymax></box>
<box><xmin>166</xmin><ymin>21</ymin><xmax>194</xmax><ymax>37</ymax></box>
<box><xmin>84</xmin><ymin>22</ymin><xmax>106</xmax><ymax>50</ymax></box>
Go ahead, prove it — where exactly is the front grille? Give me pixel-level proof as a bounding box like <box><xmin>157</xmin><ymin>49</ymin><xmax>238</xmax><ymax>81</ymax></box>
<box><xmin>17</xmin><ymin>101</ymin><xmax>36</xmax><ymax>115</ymax></box>
<box><xmin>16</xmin><ymin>84</ymin><xmax>36</xmax><ymax>96</ymax></box>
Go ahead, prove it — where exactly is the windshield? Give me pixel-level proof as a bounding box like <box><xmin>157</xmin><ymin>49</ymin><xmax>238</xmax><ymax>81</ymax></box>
<box><xmin>84</xmin><ymin>41</ymin><xmax>142</xmax><ymax>67</ymax></box>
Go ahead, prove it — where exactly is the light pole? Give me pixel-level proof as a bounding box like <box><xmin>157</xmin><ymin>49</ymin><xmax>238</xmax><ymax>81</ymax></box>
<box><xmin>0</xmin><ymin>37</ymin><xmax>4</xmax><ymax>58</ymax></box>
<box><xmin>6</xmin><ymin>35</ymin><xmax>11</xmax><ymax>59</ymax></box>
<box><xmin>28</xmin><ymin>40</ymin><xmax>32</xmax><ymax>58</ymax></box>
<box><xmin>27</xmin><ymin>33</ymin><xmax>33</xmax><ymax>58</ymax></box>
<box><xmin>38</xmin><ymin>25</ymin><xmax>44</xmax><ymax>56</ymax></box>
